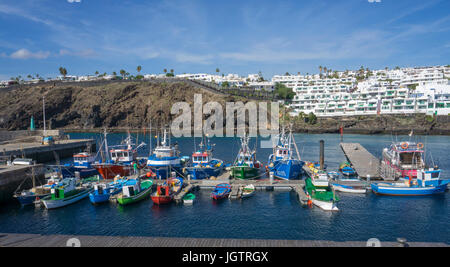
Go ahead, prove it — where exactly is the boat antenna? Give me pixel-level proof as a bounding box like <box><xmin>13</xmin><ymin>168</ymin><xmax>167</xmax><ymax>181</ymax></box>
<box><xmin>149</xmin><ymin>121</ymin><xmax>152</xmax><ymax>157</ymax></box>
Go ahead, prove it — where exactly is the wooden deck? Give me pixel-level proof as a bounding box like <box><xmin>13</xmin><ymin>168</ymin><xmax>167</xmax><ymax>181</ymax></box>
<box><xmin>0</xmin><ymin>233</ymin><xmax>446</xmax><ymax>247</ymax></box>
<box><xmin>340</xmin><ymin>143</ymin><xmax>381</xmax><ymax>179</ymax></box>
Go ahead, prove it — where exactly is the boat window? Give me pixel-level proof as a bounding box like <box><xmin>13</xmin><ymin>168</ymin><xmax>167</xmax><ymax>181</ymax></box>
<box><xmin>111</xmin><ymin>153</ymin><xmax>116</xmax><ymax>158</ymax></box>
<box><xmin>431</xmin><ymin>172</ymin><xmax>440</xmax><ymax>179</ymax></box>
<box><xmin>399</xmin><ymin>153</ymin><xmax>422</xmax><ymax>165</ymax></box>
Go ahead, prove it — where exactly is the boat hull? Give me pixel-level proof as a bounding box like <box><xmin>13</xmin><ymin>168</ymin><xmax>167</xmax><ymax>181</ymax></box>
<box><xmin>186</xmin><ymin>166</ymin><xmax>223</xmax><ymax>180</ymax></box>
<box><xmin>61</xmin><ymin>167</ymin><xmax>98</xmax><ymax>179</ymax></box>
<box><xmin>117</xmin><ymin>187</ymin><xmax>152</xmax><ymax>205</ymax></box>
<box><xmin>151</xmin><ymin>195</ymin><xmax>173</xmax><ymax>205</ymax></box>
<box><xmin>93</xmin><ymin>164</ymin><xmax>133</xmax><ymax>180</ymax></box>
<box><xmin>42</xmin><ymin>189</ymin><xmax>90</xmax><ymax>209</ymax></box>
<box><xmin>269</xmin><ymin>159</ymin><xmax>304</xmax><ymax>180</ymax></box>
<box><xmin>15</xmin><ymin>193</ymin><xmax>50</xmax><ymax>205</ymax></box>
<box><xmin>231</xmin><ymin>166</ymin><xmax>260</xmax><ymax>180</ymax></box>
<box><xmin>312</xmin><ymin>199</ymin><xmax>339</xmax><ymax>211</ymax></box>
<box><xmin>371</xmin><ymin>183</ymin><xmax>448</xmax><ymax>196</ymax></box>
<box><xmin>331</xmin><ymin>184</ymin><xmax>367</xmax><ymax>194</ymax></box>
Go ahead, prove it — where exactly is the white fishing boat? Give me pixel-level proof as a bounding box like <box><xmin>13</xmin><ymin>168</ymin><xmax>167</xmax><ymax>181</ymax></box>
<box><xmin>241</xmin><ymin>184</ymin><xmax>256</xmax><ymax>199</ymax></box>
<box><xmin>41</xmin><ymin>178</ymin><xmax>91</xmax><ymax>209</ymax></box>
<box><xmin>331</xmin><ymin>183</ymin><xmax>367</xmax><ymax>194</ymax></box>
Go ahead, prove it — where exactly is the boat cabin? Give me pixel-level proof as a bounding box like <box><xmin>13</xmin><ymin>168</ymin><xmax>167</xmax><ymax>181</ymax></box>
<box><xmin>275</xmin><ymin>146</ymin><xmax>290</xmax><ymax>160</ymax></box>
<box><xmin>154</xmin><ymin>147</ymin><xmax>177</xmax><ymax>159</ymax></box>
<box><xmin>93</xmin><ymin>184</ymin><xmax>108</xmax><ymax>195</ymax></box>
<box><xmin>51</xmin><ymin>178</ymin><xmax>76</xmax><ymax>200</ymax></box>
<box><xmin>110</xmin><ymin>149</ymin><xmax>136</xmax><ymax>163</ymax></box>
<box><xmin>122</xmin><ymin>183</ymin><xmax>140</xmax><ymax>197</ymax></box>
<box><xmin>73</xmin><ymin>152</ymin><xmax>96</xmax><ymax>168</ymax></box>
<box><xmin>383</xmin><ymin>142</ymin><xmax>425</xmax><ymax>170</ymax></box>
<box><xmin>192</xmin><ymin>152</ymin><xmax>210</xmax><ymax>164</ymax></box>
<box><xmin>417</xmin><ymin>168</ymin><xmax>442</xmax><ymax>187</ymax></box>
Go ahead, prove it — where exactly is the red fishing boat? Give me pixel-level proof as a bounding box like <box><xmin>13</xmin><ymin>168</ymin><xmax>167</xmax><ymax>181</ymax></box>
<box><xmin>151</xmin><ymin>177</ymin><xmax>184</xmax><ymax>205</ymax></box>
<box><xmin>92</xmin><ymin>130</ymin><xmax>146</xmax><ymax>180</ymax></box>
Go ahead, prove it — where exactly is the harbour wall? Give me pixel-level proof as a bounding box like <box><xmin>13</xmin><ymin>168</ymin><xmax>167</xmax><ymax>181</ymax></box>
<box><xmin>0</xmin><ymin>165</ymin><xmax>46</xmax><ymax>203</ymax></box>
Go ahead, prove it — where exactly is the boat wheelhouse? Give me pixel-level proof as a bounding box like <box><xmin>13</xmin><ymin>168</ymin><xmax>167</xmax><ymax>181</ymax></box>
<box><xmin>382</xmin><ymin>141</ymin><xmax>426</xmax><ymax>178</ymax></box>
<box><xmin>147</xmin><ymin>129</ymin><xmax>182</xmax><ymax>179</ymax></box>
<box><xmin>186</xmin><ymin>138</ymin><xmax>224</xmax><ymax>180</ymax></box>
<box><xmin>267</xmin><ymin>127</ymin><xmax>304</xmax><ymax>180</ymax></box>
<box><xmin>230</xmin><ymin>134</ymin><xmax>262</xmax><ymax>180</ymax></box>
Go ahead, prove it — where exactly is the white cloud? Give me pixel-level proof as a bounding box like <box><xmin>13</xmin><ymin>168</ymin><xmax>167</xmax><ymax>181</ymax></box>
<box><xmin>9</xmin><ymin>49</ymin><xmax>50</xmax><ymax>59</ymax></box>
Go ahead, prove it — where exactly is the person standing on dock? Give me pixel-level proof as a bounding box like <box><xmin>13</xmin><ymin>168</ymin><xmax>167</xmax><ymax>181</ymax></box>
<box><xmin>133</xmin><ymin>162</ymin><xmax>139</xmax><ymax>175</ymax></box>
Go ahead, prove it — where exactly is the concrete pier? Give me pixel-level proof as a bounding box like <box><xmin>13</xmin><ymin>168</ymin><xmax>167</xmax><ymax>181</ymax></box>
<box><xmin>340</xmin><ymin>143</ymin><xmax>381</xmax><ymax>179</ymax></box>
<box><xmin>0</xmin><ymin>233</ymin><xmax>447</xmax><ymax>247</ymax></box>
<box><xmin>0</xmin><ymin>165</ymin><xmax>46</xmax><ymax>203</ymax></box>
<box><xmin>0</xmin><ymin>139</ymin><xmax>96</xmax><ymax>163</ymax></box>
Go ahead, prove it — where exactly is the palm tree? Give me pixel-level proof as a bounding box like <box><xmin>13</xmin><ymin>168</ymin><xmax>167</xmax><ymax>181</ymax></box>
<box><xmin>59</xmin><ymin>67</ymin><xmax>67</xmax><ymax>79</ymax></box>
<box><xmin>137</xmin><ymin>65</ymin><xmax>142</xmax><ymax>74</ymax></box>
<box><xmin>120</xmin><ymin>69</ymin><xmax>126</xmax><ymax>79</ymax></box>
<box><xmin>216</xmin><ymin>68</ymin><xmax>220</xmax><ymax>75</ymax></box>
<box><xmin>170</xmin><ymin>69</ymin><xmax>174</xmax><ymax>74</ymax></box>
<box><xmin>112</xmin><ymin>71</ymin><xmax>117</xmax><ymax>76</ymax></box>
<box><xmin>319</xmin><ymin>66</ymin><xmax>322</xmax><ymax>75</ymax></box>
<box><xmin>95</xmin><ymin>71</ymin><xmax>99</xmax><ymax>76</ymax></box>
<box><xmin>27</xmin><ymin>75</ymin><xmax>32</xmax><ymax>80</ymax></box>
<box><xmin>163</xmin><ymin>69</ymin><xmax>167</xmax><ymax>74</ymax></box>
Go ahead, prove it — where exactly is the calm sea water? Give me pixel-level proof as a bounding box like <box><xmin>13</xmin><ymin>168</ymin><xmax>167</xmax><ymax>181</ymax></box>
<box><xmin>0</xmin><ymin>133</ymin><xmax>448</xmax><ymax>243</ymax></box>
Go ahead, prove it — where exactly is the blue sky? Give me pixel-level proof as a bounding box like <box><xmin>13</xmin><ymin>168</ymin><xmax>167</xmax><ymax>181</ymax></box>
<box><xmin>0</xmin><ymin>0</ymin><xmax>449</xmax><ymax>80</ymax></box>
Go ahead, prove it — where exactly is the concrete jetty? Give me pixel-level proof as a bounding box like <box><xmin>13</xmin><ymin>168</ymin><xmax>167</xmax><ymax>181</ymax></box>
<box><xmin>0</xmin><ymin>233</ymin><xmax>446</xmax><ymax>247</ymax></box>
<box><xmin>340</xmin><ymin>143</ymin><xmax>381</xmax><ymax>179</ymax></box>
<box><xmin>0</xmin><ymin>165</ymin><xmax>46</xmax><ymax>203</ymax></box>
<box><xmin>0</xmin><ymin>139</ymin><xmax>96</xmax><ymax>163</ymax></box>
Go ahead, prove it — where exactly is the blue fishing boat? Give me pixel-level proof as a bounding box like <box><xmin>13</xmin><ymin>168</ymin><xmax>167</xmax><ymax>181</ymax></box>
<box><xmin>59</xmin><ymin>152</ymin><xmax>99</xmax><ymax>178</ymax></box>
<box><xmin>185</xmin><ymin>138</ymin><xmax>224</xmax><ymax>180</ymax></box>
<box><xmin>89</xmin><ymin>178</ymin><xmax>137</xmax><ymax>204</ymax></box>
<box><xmin>268</xmin><ymin>127</ymin><xmax>304</xmax><ymax>180</ymax></box>
<box><xmin>371</xmin><ymin>168</ymin><xmax>449</xmax><ymax>196</ymax></box>
<box><xmin>211</xmin><ymin>183</ymin><xmax>231</xmax><ymax>200</ymax></box>
<box><xmin>147</xmin><ymin>129</ymin><xmax>183</xmax><ymax>179</ymax></box>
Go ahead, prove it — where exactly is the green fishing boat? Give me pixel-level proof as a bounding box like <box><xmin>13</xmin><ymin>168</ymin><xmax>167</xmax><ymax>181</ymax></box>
<box><xmin>305</xmin><ymin>173</ymin><xmax>339</xmax><ymax>211</ymax></box>
<box><xmin>231</xmin><ymin>134</ymin><xmax>262</xmax><ymax>180</ymax></box>
<box><xmin>117</xmin><ymin>179</ymin><xmax>153</xmax><ymax>206</ymax></box>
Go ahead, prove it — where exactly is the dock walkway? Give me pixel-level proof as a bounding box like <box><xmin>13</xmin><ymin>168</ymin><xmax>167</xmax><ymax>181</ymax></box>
<box><xmin>340</xmin><ymin>143</ymin><xmax>381</xmax><ymax>179</ymax></box>
<box><xmin>0</xmin><ymin>233</ymin><xmax>446</xmax><ymax>247</ymax></box>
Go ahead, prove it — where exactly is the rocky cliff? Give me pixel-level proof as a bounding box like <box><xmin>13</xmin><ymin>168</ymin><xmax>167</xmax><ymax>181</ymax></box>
<box><xmin>0</xmin><ymin>81</ymin><xmax>449</xmax><ymax>135</ymax></box>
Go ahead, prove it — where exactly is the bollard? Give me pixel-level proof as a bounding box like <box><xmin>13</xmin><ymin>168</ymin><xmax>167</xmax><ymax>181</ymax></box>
<box><xmin>319</xmin><ymin>140</ymin><xmax>325</xmax><ymax>171</ymax></box>
<box><xmin>269</xmin><ymin>172</ymin><xmax>274</xmax><ymax>185</ymax></box>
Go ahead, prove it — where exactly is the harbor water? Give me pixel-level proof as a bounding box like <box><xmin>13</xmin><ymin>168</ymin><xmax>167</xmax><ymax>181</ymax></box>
<box><xmin>0</xmin><ymin>133</ymin><xmax>448</xmax><ymax>243</ymax></box>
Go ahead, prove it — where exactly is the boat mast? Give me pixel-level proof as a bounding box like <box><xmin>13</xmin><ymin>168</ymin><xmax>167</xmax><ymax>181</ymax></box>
<box><xmin>103</xmin><ymin>129</ymin><xmax>109</xmax><ymax>161</ymax></box>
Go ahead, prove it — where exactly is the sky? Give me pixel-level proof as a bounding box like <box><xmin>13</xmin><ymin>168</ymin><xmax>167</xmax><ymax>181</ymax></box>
<box><xmin>0</xmin><ymin>0</ymin><xmax>449</xmax><ymax>80</ymax></box>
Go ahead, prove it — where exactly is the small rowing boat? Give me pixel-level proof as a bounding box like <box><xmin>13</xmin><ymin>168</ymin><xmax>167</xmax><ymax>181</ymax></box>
<box><xmin>331</xmin><ymin>183</ymin><xmax>367</xmax><ymax>194</ymax></box>
<box><xmin>183</xmin><ymin>193</ymin><xmax>196</xmax><ymax>204</ymax></box>
<box><xmin>211</xmin><ymin>183</ymin><xmax>231</xmax><ymax>200</ymax></box>
<box><xmin>241</xmin><ymin>184</ymin><xmax>256</xmax><ymax>199</ymax></box>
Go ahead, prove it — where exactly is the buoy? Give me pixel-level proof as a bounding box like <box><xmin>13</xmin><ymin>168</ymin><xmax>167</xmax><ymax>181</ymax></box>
<box><xmin>146</xmin><ymin>172</ymin><xmax>152</xmax><ymax>178</ymax></box>
<box><xmin>417</xmin><ymin>143</ymin><xmax>424</xmax><ymax>149</ymax></box>
<box><xmin>307</xmin><ymin>199</ymin><xmax>313</xmax><ymax>208</ymax></box>
<box><xmin>401</xmin><ymin>142</ymin><xmax>409</xmax><ymax>149</ymax></box>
